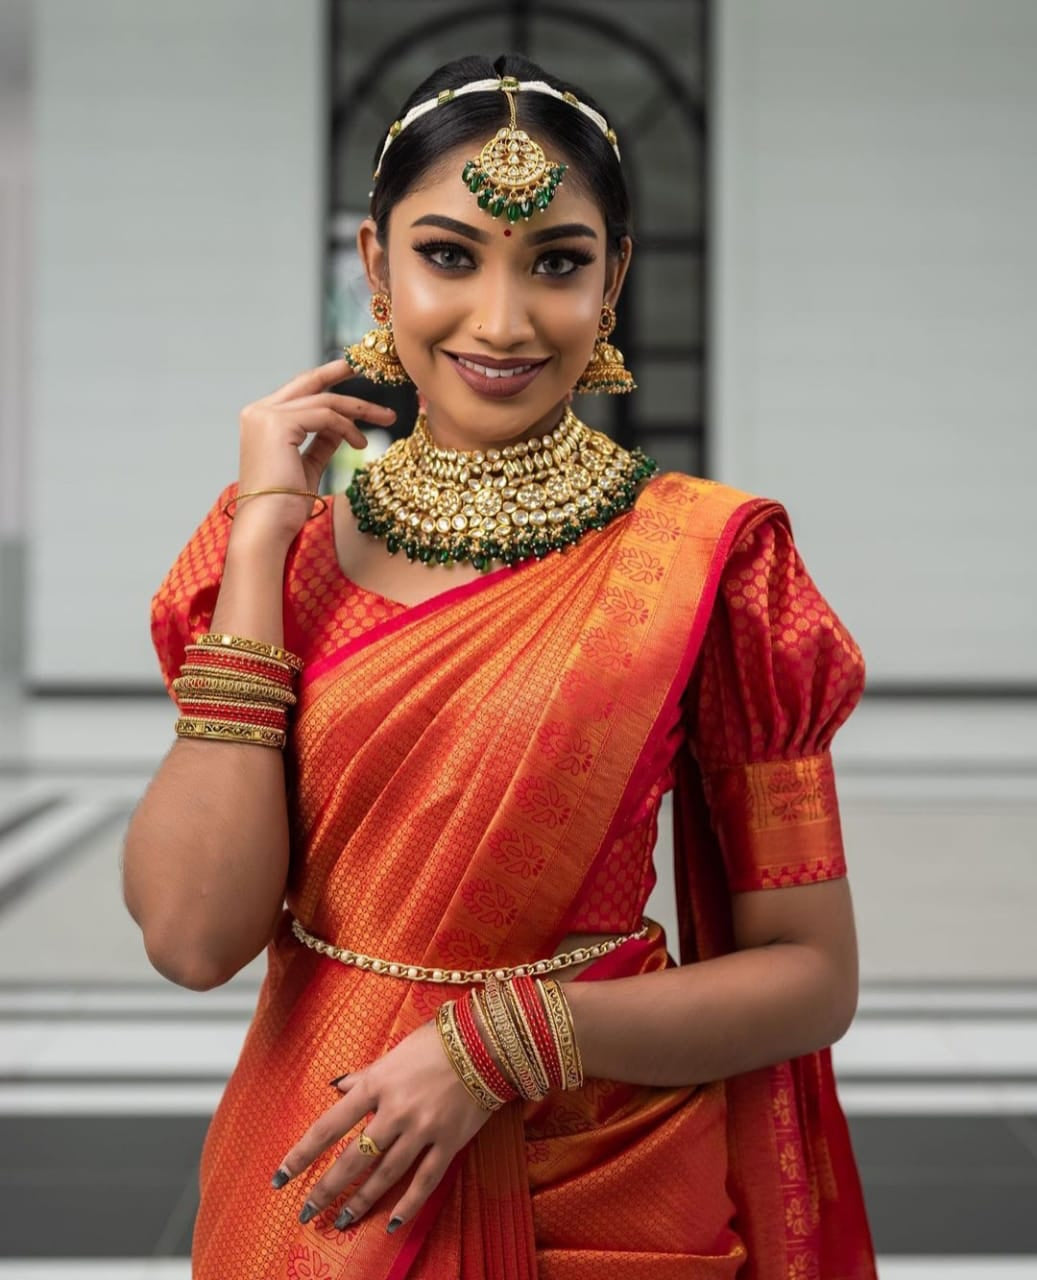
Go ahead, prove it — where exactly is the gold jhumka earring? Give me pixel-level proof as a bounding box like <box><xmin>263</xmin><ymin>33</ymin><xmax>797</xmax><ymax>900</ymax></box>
<box><xmin>343</xmin><ymin>291</ymin><xmax>412</xmax><ymax>385</ymax></box>
<box><xmin>573</xmin><ymin>304</ymin><xmax>636</xmax><ymax>394</ymax></box>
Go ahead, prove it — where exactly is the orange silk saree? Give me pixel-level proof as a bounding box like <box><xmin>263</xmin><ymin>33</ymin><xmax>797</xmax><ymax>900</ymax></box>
<box><xmin>151</xmin><ymin>470</ymin><xmax>878</xmax><ymax>1278</ymax></box>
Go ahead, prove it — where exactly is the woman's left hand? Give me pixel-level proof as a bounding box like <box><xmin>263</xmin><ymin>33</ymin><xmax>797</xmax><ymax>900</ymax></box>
<box><xmin>270</xmin><ymin>1016</ymin><xmax>496</xmax><ymax>1234</ymax></box>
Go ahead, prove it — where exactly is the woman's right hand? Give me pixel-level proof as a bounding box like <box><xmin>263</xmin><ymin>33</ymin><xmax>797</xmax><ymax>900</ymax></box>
<box><xmin>230</xmin><ymin>356</ymin><xmax>397</xmax><ymax>550</ymax></box>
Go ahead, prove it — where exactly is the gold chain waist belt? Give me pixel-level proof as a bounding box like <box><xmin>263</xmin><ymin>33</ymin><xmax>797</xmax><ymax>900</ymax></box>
<box><xmin>289</xmin><ymin>914</ymin><xmax>651</xmax><ymax>985</ymax></box>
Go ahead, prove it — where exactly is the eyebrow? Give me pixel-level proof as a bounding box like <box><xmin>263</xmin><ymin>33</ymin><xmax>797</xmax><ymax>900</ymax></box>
<box><xmin>410</xmin><ymin>214</ymin><xmax>598</xmax><ymax>246</ymax></box>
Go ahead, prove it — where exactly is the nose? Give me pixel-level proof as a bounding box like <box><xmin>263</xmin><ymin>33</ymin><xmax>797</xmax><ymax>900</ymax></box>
<box><xmin>468</xmin><ymin>267</ymin><xmax>536</xmax><ymax>350</ymax></box>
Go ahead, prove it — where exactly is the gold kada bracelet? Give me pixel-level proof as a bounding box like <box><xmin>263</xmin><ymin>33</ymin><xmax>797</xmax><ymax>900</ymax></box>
<box><xmin>289</xmin><ymin>915</ymin><xmax>649</xmax><ymax>984</ymax></box>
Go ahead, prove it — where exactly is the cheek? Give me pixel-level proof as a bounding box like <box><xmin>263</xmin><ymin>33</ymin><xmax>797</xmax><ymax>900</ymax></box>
<box><xmin>546</xmin><ymin>296</ymin><xmax>601</xmax><ymax>366</ymax></box>
<box><xmin>390</xmin><ymin>274</ymin><xmax>449</xmax><ymax>340</ymax></box>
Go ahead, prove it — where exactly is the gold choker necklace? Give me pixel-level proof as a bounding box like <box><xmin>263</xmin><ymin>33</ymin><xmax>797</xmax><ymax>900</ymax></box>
<box><xmin>346</xmin><ymin>406</ymin><xmax>657</xmax><ymax>571</ymax></box>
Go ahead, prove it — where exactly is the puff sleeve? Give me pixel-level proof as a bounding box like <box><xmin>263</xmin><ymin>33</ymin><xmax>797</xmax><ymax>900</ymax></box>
<box><xmin>150</xmin><ymin>481</ymin><xmax>237</xmax><ymax>701</ymax></box>
<box><xmin>684</xmin><ymin>513</ymin><xmax>866</xmax><ymax>893</ymax></box>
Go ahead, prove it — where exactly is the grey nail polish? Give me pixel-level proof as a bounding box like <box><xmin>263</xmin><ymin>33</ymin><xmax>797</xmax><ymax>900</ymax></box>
<box><xmin>387</xmin><ymin>1216</ymin><xmax>403</xmax><ymax>1234</ymax></box>
<box><xmin>298</xmin><ymin>1201</ymin><xmax>320</xmax><ymax>1224</ymax></box>
<box><xmin>334</xmin><ymin>1206</ymin><xmax>355</xmax><ymax>1230</ymax></box>
<box><xmin>270</xmin><ymin>1168</ymin><xmax>290</xmax><ymax>1189</ymax></box>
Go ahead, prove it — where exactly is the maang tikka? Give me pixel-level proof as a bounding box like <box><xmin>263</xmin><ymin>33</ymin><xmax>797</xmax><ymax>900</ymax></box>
<box><xmin>343</xmin><ymin>291</ymin><xmax>412</xmax><ymax>385</ymax></box>
<box><xmin>461</xmin><ymin>77</ymin><xmax>567</xmax><ymax>221</ymax></box>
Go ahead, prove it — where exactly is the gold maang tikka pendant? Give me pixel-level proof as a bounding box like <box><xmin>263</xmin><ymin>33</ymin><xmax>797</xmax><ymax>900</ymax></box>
<box><xmin>461</xmin><ymin>79</ymin><xmax>567</xmax><ymax>222</ymax></box>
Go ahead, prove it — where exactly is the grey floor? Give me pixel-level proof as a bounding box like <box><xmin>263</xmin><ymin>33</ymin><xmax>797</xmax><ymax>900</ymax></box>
<box><xmin>1</xmin><ymin>687</ymin><xmax>1036</xmax><ymax>1278</ymax></box>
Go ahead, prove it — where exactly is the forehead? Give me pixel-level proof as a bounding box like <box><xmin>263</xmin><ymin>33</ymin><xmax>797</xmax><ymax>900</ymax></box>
<box><xmin>390</xmin><ymin>139</ymin><xmax>605</xmax><ymax>234</ymax></box>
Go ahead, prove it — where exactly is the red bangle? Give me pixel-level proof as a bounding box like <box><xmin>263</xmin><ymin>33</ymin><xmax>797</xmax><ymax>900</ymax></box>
<box><xmin>455</xmin><ymin>989</ymin><xmax>519</xmax><ymax>1103</ymax></box>
<box><xmin>176</xmin><ymin>700</ymin><xmax>286</xmax><ymax>729</ymax></box>
<box><xmin>182</xmin><ymin>647</ymin><xmax>297</xmax><ymax>685</ymax></box>
<box><xmin>510</xmin><ymin>975</ymin><xmax>564</xmax><ymax>1091</ymax></box>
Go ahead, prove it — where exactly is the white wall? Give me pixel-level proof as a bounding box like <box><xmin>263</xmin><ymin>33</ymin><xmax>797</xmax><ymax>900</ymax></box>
<box><xmin>25</xmin><ymin>0</ymin><xmax>324</xmax><ymax>686</ymax></box>
<box><xmin>711</xmin><ymin>0</ymin><xmax>1037</xmax><ymax>685</ymax></box>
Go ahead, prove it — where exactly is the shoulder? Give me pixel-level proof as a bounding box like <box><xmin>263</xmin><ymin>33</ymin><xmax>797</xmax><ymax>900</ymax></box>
<box><xmin>633</xmin><ymin>470</ymin><xmax>790</xmax><ymax>545</ymax></box>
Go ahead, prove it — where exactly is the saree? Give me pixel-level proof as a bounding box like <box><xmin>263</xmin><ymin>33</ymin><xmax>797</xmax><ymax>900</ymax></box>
<box><xmin>150</xmin><ymin>469</ymin><xmax>878</xmax><ymax>1278</ymax></box>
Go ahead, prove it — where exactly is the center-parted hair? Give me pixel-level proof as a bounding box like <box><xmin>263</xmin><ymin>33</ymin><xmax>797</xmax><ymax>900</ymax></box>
<box><xmin>368</xmin><ymin>53</ymin><xmax>633</xmax><ymax>258</ymax></box>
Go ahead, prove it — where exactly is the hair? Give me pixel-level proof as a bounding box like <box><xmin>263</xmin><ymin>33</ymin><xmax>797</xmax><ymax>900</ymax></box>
<box><xmin>368</xmin><ymin>53</ymin><xmax>632</xmax><ymax>259</ymax></box>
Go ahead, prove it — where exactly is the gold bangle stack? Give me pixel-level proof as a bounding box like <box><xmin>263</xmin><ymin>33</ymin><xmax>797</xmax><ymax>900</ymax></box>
<box><xmin>172</xmin><ymin>632</ymin><xmax>303</xmax><ymax>750</ymax></box>
<box><xmin>435</xmin><ymin>972</ymin><xmax>585</xmax><ymax>1113</ymax></box>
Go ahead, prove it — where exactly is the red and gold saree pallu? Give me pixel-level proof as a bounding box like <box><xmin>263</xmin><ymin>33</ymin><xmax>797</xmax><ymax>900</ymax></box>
<box><xmin>188</xmin><ymin>472</ymin><xmax>877</xmax><ymax>1279</ymax></box>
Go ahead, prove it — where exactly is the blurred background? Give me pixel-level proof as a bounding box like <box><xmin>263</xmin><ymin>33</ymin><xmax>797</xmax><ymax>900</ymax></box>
<box><xmin>0</xmin><ymin>1</ymin><xmax>1035</xmax><ymax>1275</ymax></box>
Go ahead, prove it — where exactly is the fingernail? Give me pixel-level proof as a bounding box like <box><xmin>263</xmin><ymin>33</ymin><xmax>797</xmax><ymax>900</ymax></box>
<box><xmin>299</xmin><ymin>1201</ymin><xmax>320</xmax><ymax>1224</ymax></box>
<box><xmin>328</xmin><ymin>1074</ymin><xmax>349</xmax><ymax>1087</ymax></box>
<box><xmin>387</xmin><ymin>1216</ymin><xmax>403</xmax><ymax>1234</ymax></box>
<box><xmin>270</xmin><ymin>1167</ymin><xmax>291</xmax><ymax>1189</ymax></box>
<box><xmin>334</xmin><ymin>1206</ymin><xmax>355</xmax><ymax>1229</ymax></box>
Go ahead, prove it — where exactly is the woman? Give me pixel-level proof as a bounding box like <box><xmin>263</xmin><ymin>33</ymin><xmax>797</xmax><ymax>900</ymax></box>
<box><xmin>126</xmin><ymin>53</ymin><xmax>878</xmax><ymax>1279</ymax></box>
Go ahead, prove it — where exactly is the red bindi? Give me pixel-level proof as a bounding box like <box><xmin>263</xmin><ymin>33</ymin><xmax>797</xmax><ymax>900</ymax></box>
<box><xmin>503</xmin><ymin>228</ymin><xmax>512</xmax><ymax>237</ymax></box>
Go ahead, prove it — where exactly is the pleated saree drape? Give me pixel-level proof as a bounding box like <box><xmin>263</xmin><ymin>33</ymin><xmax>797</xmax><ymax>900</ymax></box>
<box><xmin>152</xmin><ymin>470</ymin><xmax>877</xmax><ymax>1278</ymax></box>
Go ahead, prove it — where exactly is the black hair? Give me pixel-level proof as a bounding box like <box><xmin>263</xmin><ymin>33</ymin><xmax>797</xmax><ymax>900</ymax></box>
<box><xmin>369</xmin><ymin>53</ymin><xmax>632</xmax><ymax>259</ymax></box>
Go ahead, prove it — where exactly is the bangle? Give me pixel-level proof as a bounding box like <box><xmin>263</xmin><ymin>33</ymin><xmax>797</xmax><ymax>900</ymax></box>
<box><xmin>454</xmin><ymin>989</ymin><xmax>519</xmax><ymax>1103</ymax></box>
<box><xmin>482</xmin><ymin>975</ymin><xmax>545</xmax><ymax>1101</ymax></box>
<box><xmin>435</xmin><ymin>1000</ymin><xmax>509</xmax><ymax>1112</ymax></box>
<box><xmin>171</xmin><ymin>673</ymin><xmax>298</xmax><ymax>707</ymax></box>
<box><xmin>469</xmin><ymin>986</ymin><xmax>524</xmax><ymax>1095</ymax></box>
<box><xmin>537</xmin><ymin>977</ymin><xmax>584</xmax><ymax>1090</ymax></box>
<box><xmin>498</xmin><ymin>977</ymin><xmax>552</xmax><ymax>1097</ymax></box>
<box><xmin>221</xmin><ymin>487</ymin><xmax>327</xmax><ymax>522</ymax></box>
<box><xmin>511</xmin><ymin>976</ymin><xmax>564</xmax><ymax>1091</ymax></box>
<box><xmin>179</xmin><ymin>654</ymin><xmax>297</xmax><ymax>687</ymax></box>
<box><xmin>193</xmin><ymin>633</ymin><xmax>304</xmax><ymax>674</ymax></box>
<box><xmin>175</xmin><ymin>700</ymin><xmax>287</xmax><ymax>729</ymax></box>
<box><xmin>174</xmin><ymin>716</ymin><xmax>286</xmax><ymax>749</ymax></box>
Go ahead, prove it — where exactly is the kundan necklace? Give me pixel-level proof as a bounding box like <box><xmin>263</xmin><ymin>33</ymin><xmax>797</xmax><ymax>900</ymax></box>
<box><xmin>346</xmin><ymin>405</ymin><xmax>657</xmax><ymax>571</ymax></box>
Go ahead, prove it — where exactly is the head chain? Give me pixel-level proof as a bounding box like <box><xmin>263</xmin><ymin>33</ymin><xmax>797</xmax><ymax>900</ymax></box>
<box><xmin>371</xmin><ymin>75</ymin><xmax>621</xmax><ymax>186</ymax></box>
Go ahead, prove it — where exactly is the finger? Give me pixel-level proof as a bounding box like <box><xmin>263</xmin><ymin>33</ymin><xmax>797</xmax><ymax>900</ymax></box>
<box><xmin>270</xmin><ymin>1096</ymin><xmax>368</xmax><ymax>1193</ymax></box>
<box><xmin>298</xmin><ymin>1124</ymin><xmax>404</xmax><ymax>1225</ymax></box>
<box><xmin>259</xmin><ymin>356</ymin><xmax>358</xmax><ymax>407</ymax></box>
<box><xmin>380</xmin><ymin>1147</ymin><xmax>453</xmax><ymax>1235</ymax></box>
<box><xmin>299</xmin><ymin>430</ymin><xmax>349</xmax><ymax>478</ymax></box>
<box><xmin>327</xmin><ymin>1137</ymin><xmax>426</xmax><ymax>1231</ymax></box>
<box><xmin>278</xmin><ymin>405</ymin><xmax>370</xmax><ymax>451</ymax></box>
<box><xmin>280</xmin><ymin>392</ymin><xmax>397</xmax><ymax>428</ymax></box>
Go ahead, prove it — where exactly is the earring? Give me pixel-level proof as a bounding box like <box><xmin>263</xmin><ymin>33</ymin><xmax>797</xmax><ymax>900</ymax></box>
<box><xmin>572</xmin><ymin>304</ymin><xmax>636</xmax><ymax>395</ymax></box>
<box><xmin>343</xmin><ymin>292</ymin><xmax>412</xmax><ymax>385</ymax></box>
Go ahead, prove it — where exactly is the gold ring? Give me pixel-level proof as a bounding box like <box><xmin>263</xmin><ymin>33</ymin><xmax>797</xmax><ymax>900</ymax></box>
<box><xmin>356</xmin><ymin>1130</ymin><xmax>384</xmax><ymax>1158</ymax></box>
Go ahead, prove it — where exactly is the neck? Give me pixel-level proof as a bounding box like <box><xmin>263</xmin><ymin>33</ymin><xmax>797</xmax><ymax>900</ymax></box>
<box><xmin>420</xmin><ymin>399</ymin><xmax>570</xmax><ymax>453</ymax></box>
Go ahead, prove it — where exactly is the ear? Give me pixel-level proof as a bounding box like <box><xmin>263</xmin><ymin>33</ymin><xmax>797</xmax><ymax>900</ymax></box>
<box><xmin>357</xmin><ymin>217</ymin><xmax>390</xmax><ymax>293</ymax></box>
<box><xmin>603</xmin><ymin>235</ymin><xmax>633</xmax><ymax>310</ymax></box>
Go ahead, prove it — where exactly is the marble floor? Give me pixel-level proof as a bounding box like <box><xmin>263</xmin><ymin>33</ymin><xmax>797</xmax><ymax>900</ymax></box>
<box><xmin>1</xmin><ymin>687</ymin><xmax>1035</xmax><ymax>1277</ymax></box>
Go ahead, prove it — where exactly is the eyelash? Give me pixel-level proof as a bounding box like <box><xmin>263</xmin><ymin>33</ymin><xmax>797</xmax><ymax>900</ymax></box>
<box><xmin>412</xmin><ymin>238</ymin><xmax>596</xmax><ymax>277</ymax></box>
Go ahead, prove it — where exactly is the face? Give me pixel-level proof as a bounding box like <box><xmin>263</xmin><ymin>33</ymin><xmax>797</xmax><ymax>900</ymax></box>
<box><xmin>357</xmin><ymin>140</ymin><xmax>632</xmax><ymax>451</ymax></box>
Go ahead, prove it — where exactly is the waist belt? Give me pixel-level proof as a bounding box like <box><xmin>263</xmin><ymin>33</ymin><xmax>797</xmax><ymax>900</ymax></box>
<box><xmin>288</xmin><ymin>914</ymin><xmax>651</xmax><ymax>985</ymax></box>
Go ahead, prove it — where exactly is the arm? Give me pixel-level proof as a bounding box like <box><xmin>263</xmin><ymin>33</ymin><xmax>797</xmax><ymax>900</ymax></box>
<box><xmin>121</xmin><ymin>526</ymin><xmax>293</xmax><ymax>991</ymax></box>
<box><xmin>562</xmin><ymin>876</ymin><xmax>859</xmax><ymax>1089</ymax></box>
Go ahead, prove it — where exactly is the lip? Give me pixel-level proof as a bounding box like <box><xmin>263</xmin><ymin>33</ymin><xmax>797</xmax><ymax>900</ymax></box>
<box><xmin>445</xmin><ymin>351</ymin><xmax>550</xmax><ymax>369</ymax></box>
<box><xmin>443</xmin><ymin>351</ymin><xmax>551</xmax><ymax>399</ymax></box>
